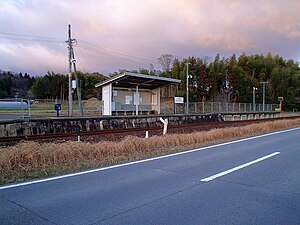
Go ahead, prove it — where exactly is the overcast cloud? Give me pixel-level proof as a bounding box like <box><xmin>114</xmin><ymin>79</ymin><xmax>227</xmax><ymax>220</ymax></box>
<box><xmin>0</xmin><ymin>0</ymin><xmax>299</xmax><ymax>76</ymax></box>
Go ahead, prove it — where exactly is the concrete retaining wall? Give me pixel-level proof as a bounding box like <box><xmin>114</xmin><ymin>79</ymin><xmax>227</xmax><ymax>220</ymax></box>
<box><xmin>0</xmin><ymin>114</ymin><xmax>223</xmax><ymax>137</ymax></box>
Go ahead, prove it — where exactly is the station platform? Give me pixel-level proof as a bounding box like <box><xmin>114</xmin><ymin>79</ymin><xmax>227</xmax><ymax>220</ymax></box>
<box><xmin>0</xmin><ymin>112</ymin><xmax>280</xmax><ymax>137</ymax></box>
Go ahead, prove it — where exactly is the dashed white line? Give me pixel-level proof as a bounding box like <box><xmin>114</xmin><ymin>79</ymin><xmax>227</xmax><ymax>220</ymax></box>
<box><xmin>201</xmin><ymin>152</ymin><xmax>281</xmax><ymax>182</ymax></box>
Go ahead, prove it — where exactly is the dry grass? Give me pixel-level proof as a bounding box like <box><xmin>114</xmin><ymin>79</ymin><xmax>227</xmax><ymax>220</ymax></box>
<box><xmin>1</xmin><ymin>118</ymin><xmax>300</xmax><ymax>184</ymax></box>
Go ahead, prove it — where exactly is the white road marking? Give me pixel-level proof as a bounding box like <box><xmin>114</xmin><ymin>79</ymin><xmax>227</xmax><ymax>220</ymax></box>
<box><xmin>0</xmin><ymin>127</ymin><xmax>299</xmax><ymax>190</ymax></box>
<box><xmin>201</xmin><ymin>152</ymin><xmax>280</xmax><ymax>182</ymax></box>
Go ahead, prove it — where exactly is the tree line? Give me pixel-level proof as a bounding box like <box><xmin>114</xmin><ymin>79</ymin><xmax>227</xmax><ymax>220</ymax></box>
<box><xmin>30</xmin><ymin>71</ymin><xmax>107</xmax><ymax>100</ymax></box>
<box><xmin>0</xmin><ymin>70</ymin><xmax>107</xmax><ymax>100</ymax></box>
<box><xmin>1</xmin><ymin>52</ymin><xmax>299</xmax><ymax>109</ymax></box>
<box><xmin>157</xmin><ymin>53</ymin><xmax>300</xmax><ymax>109</ymax></box>
<box><xmin>0</xmin><ymin>71</ymin><xmax>35</xmax><ymax>98</ymax></box>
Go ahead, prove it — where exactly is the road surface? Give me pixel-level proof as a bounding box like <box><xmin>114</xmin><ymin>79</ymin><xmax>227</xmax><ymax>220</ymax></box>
<box><xmin>1</xmin><ymin>127</ymin><xmax>300</xmax><ymax>225</ymax></box>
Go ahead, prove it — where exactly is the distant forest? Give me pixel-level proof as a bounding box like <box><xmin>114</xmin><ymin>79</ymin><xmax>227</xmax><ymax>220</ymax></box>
<box><xmin>1</xmin><ymin>53</ymin><xmax>300</xmax><ymax>109</ymax></box>
<box><xmin>0</xmin><ymin>71</ymin><xmax>35</xmax><ymax>99</ymax></box>
<box><xmin>157</xmin><ymin>53</ymin><xmax>300</xmax><ymax>109</ymax></box>
<box><xmin>30</xmin><ymin>71</ymin><xmax>107</xmax><ymax>100</ymax></box>
<box><xmin>0</xmin><ymin>71</ymin><xmax>107</xmax><ymax>100</ymax></box>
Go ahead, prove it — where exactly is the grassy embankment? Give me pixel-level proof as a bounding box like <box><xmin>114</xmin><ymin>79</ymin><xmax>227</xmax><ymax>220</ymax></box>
<box><xmin>1</xmin><ymin>118</ymin><xmax>300</xmax><ymax>185</ymax></box>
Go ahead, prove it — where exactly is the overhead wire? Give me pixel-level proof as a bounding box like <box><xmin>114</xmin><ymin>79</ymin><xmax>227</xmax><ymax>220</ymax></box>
<box><xmin>78</xmin><ymin>44</ymin><xmax>157</xmax><ymax>67</ymax></box>
<box><xmin>0</xmin><ymin>32</ymin><xmax>64</xmax><ymax>43</ymax></box>
<box><xmin>75</xmin><ymin>46</ymin><xmax>92</xmax><ymax>72</ymax></box>
<box><xmin>77</xmin><ymin>41</ymin><xmax>159</xmax><ymax>68</ymax></box>
<box><xmin>79</xmin><ymin>40</ymin><xmax>158</xmax><ymax>62</ymax></box>
<box><xmin>0</xmin><ymin>31</ymin><xmax>161</xmax><ymax>71</ymax></box>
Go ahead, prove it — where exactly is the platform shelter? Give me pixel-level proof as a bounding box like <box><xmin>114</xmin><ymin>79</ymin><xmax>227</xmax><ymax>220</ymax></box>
<box><xmin>95</xmin><ymin>72</ymin><xmax>181</xmax><ymax>115</ymax></box>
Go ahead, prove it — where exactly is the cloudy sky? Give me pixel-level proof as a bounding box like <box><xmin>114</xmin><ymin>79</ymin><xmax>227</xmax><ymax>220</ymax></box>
<box><xmin>0</xmin><ymin>0</ymin><xmax>299</xmax><ymax>76</ymax></box>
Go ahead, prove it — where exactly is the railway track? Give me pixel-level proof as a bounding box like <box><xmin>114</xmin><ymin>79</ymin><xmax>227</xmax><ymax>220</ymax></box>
<box><xmin>0</xmin><ymin>116</ymin><xmax>299</xmax><ymax>145</ymax></box>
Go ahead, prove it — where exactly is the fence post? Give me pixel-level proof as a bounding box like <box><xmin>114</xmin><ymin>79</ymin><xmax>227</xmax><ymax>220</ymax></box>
<box><xmin>21</xmin><ymin>98</ymin><xmax>25</xmax><ymax>120</ymax></box>
<box><xmin>28</xmin><ymin>98</ymin><xmax>31</xmax><ymax>118</ymax></box>
<box><xmin>211</xmin><ymin>102</ymin><xmax>213</xmax><ymax>113</ymax></box>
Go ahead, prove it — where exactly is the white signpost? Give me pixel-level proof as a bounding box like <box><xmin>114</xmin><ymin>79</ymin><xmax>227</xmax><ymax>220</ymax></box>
<box><xmin>174</xmin><ymin>97</ymin><xmax>184</xmax><ymax>104</ymax></box>
<box><xmin>174</xmin><ymin>97</ymin><xmax>184</xmax><ymax>114</ymax></box>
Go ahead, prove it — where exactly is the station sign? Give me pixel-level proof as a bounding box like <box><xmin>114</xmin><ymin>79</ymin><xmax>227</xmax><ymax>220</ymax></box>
<box><xmin>174</xmin><ymin>96</ymin><xmax>184</xmax><ymax>104</ymax></box>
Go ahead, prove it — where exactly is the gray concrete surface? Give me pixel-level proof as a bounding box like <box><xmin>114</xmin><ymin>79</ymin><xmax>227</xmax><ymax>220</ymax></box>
<box><xmin>0</xmin><ymin>127</ymin><xmax>299</xmax><ymax>225</ymax></box>
<box><xmin>0</xmin><ymin>114</ymin><xmax>23</xmax><ymax>122</ymax></box>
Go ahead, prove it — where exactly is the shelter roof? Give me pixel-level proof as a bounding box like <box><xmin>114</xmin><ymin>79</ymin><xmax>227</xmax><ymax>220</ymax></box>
<box><xmin>95</xmin><ymin>72</ymin><xmax>181</xmax><ymax>89</ymax></box>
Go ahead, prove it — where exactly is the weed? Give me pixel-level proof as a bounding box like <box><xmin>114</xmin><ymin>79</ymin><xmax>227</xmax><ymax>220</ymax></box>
<box><xmin>1</xmin><ymin>119</ymin><xmax>300</xmax><ymax>184</ymax></box>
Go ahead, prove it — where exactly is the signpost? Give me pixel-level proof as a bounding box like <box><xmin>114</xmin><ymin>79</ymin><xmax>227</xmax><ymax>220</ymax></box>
<box><xmin>54</xmin><ymin>104</ymin><xmax>61</xmax><ymax>117</ymax></box>
<box><xmin>174</xmin><ymin>97</ymin><xmax>184</xmax><ymax>114</ymax></box>
<box><xmin>174</xmin><ymin>97</ymin><xmax>184</xmax><ymax>104</ymax></box>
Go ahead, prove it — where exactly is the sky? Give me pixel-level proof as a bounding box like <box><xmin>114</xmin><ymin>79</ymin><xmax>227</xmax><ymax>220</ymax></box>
<box><xmin>0</xmin><ymin>0</ymin><xmax>299</xmax><ymax>76</ymax></box>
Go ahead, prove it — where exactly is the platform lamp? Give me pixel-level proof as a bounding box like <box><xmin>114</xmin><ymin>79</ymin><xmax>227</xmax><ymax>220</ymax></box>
<box><xmin>253</xmin><ymin>87</ymin><xmax>257</xmax><ymax>111</ymax></box>
<box><xmin>260</xmin><ymin>81</ymin><xmax>268</xmax><ymax>111</ymax></box>
<box><xmin>186</xmin><ymin>62</ymin><xmax>192</xmax><ymax>114</ymax></box>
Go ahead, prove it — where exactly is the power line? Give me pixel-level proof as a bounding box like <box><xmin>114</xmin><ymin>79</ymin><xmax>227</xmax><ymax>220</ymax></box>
<box><xmin>0</xmin><ymin>31</ymin><xmax>161</xmax><ymax>70</ymax></box>
<box><xmin>79</xmin><ymin>40</ymin><xmax>158</xmax><ymax>61</ymax></box>
<box><xmin>0</xmin><ymin>32</ymin><xmax>64</xmax><ymax>43</ymax></box>
<box><xmin>0</xmin><ymin>32</ymin><xmax>159</xmax><ymax>63</ymax></box>
<box><xmin>78</xmin><ymin>42</ymin><xmax>159</xmax><ymax>66</ymax></box>
<box><xmin>78</xmin><ymin>44</ymin><xmax>158</xmax><ymax>67</ymax></box>
<box><xmin>75</xmin><ymin>46</ymin><xmax>90</xmax><ymax>72</ymax></box>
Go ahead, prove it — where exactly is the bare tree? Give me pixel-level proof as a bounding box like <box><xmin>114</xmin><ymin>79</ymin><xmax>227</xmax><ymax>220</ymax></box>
<box><xmin>149</xmin><ymin>63</ymin><xmax>156</xmax><ymax>75</ymax></box>
<box><xmin>158</xmin><ymin>54</ymin><xmax>174</xmax><ymax>72</ymax></box>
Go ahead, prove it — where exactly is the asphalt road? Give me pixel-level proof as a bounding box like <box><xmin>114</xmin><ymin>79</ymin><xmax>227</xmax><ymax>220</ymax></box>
<box><xmin>1</xmin><ymin>127</ymin><xmax>300</xmax><ymax>225</ymax></box>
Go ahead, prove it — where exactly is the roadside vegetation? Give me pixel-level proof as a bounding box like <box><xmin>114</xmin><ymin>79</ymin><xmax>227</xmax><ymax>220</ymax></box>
<box><xmin>1</xmin><ymin>118</ymin><xmax>300</xmax><ymax>185</ymax></box>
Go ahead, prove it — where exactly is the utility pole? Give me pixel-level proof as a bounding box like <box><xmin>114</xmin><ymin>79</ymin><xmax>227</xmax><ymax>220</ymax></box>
<box><xmin>260</xmin><ymin>81</ymin><xmax>268</xmax><ymax>111</ymax></box>
<box><xmin>66</xmin><ymin>24</ymin><xmax>83</xmax><ymax>117</ymax></box>
<box><xmin>186</xmin><ymin>62</ymin><xmax>191</xmax><ymax>114</ymax></box>
<box><xmin>71</xmin><ymin>50</ymin><xmax>83</xmax><ymax>116</ymax></box>
<box><xmin>67</xmin><ymin>24</ymin><xmax>73</xmax><ymax>116</ymax></box>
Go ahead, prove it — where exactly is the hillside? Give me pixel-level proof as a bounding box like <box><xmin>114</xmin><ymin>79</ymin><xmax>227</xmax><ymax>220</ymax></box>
<box><xmin>0</xmin><ymin>70</ymin><xmax>35</xmax><ymax>99</ymax></box>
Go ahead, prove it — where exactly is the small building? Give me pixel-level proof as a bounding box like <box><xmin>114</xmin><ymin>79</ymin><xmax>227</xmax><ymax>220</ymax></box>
<box><xmin>95</xmin><ymin>72</ymin><xmax>181</xmax><ymax>115</ymax></box>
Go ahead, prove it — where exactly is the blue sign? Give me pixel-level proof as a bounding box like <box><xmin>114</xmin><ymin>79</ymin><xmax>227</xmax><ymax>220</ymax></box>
<box><xmin>54</xmin><ymin>104</ymin><xmax>61</xmax><ymax>117</ymax></box>
<box><xmin>54</xmin><ymin>104</ymin><xmax>61</xmax><ymax>111</ymax></box>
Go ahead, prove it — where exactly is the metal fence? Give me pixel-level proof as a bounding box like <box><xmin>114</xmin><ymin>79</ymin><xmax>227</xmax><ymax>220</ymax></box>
<box><xmin>0</xmin><ymin>98</ymin><xmax>30</xmax><ymax>121</ymax></box>
<box><xmin>161</xmin><ymin>102</ymin><xmax>277</xmax><ymax>115</ymax></box>
<box><xmin>0</xmin><ymin>98</ymin><xmax>278</xmax><ymax>121</ymax></box>
<box><xmin>0</xmin><ymin>98</ymin><xmax>104</xmax><ymax>120</ymax></box>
